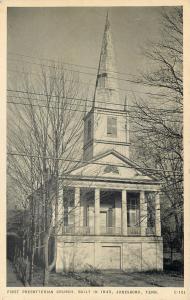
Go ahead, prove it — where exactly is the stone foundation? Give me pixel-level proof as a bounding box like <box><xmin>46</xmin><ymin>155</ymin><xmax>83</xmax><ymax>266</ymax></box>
<box><xmin>55</xmin><ymin>235</ymin><xmax>163</xmax><ymax>272</ymax></box>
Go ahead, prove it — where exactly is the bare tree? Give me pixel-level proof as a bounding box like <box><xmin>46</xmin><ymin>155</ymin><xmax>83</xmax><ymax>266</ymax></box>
<box><xmin>130</xmin><ymin>7</ymin><xmax>183</xmax><ymax>261</ymax></box>
<box><xmin>7</xmin><ymin>63</ymin><xmax>88</xmax><ymax>285</ymax></box>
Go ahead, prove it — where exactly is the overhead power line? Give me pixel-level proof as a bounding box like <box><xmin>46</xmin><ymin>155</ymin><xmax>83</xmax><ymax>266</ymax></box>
<box><xmin>7</xmin><ymin>100</ymin><xmax>182</xmax><ymax>124</ymax></box>
<box><xmin>7</xmin><ymin>89</ymin><xmax>182</xmax><ymax>113</ymax></box>
<box><xmin>8</xmin><ymin>67</ymin><xmax>174</xmax><ymax>98</ymax></box>
<box><xmin>7</xmin><ymin>57</ymin><xmax>149</xmax><ymax>86</ymax></box>
<box><xmin>7</xmin><ymin>151</ymin><xmax>182</xmax><ymax>174</ymax></box>
<box><xmin>8</xmin><ymin>51</ymin><xmax>139</xmax><ymax>79</ymax></box>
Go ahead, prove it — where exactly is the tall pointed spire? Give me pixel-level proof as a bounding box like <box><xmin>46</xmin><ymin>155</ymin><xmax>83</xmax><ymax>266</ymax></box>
<box><xmin>83</xmin><ymin>12</ymin><xmax>130</xmax><ymax>161</ymax></box>
<box><xmin>93</xmin><ymin>12</ymin><xmax>123</xmax><ymax>110</ymax></box>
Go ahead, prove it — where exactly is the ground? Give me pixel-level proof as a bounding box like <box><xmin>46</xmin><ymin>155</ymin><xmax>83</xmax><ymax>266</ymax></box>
<box><xmin>7</xmin><ymin>260</ymin><xmax>23</xmax><ymax>287</ymax></box>
<box><xmin>47</xmin><ymin>270</ymin><xmax>183</xmax><ymax>287</ymax></box>
<box><xmin>7</xmin><ymin>260</ymin><xmax>183</xmax><ymax>287</ymax></box>
<box><xmin>101</xmin><ymin>270</ymin><xmax>184</xmax><ymax>287</ymax></box>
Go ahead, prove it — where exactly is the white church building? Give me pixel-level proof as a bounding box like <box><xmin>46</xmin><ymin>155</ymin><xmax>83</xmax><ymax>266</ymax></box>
<box><xmin>55</xmin><ymin>14</ymin><xmax>163</xmax><ymax>272</ymax></box>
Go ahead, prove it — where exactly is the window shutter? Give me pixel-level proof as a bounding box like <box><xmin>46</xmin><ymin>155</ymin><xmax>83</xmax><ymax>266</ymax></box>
<box><xmin>107</xmin><ymin>116</ymin><xmax>117</xmax><ymax>137</ymax></box>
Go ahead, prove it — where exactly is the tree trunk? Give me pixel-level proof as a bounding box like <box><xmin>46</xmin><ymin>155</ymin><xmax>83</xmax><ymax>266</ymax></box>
<box><xmin>29</xmin><ymin>240</ymin><xmax>35</xmax><ymax>285</ymax></box>
<box><xmin>43</xmin><ymin>268</ymin><xmax>50</xmax><ymax>287</ymax></box>
<box><xmin>43</xmin><ymin>232</ymin><xmax>50</xmax><ymax>286</ymax></box>
<box><xmin>28</xmin><ymin>200</ymin><xmax>36</xmax><ymax>285</ymax></box>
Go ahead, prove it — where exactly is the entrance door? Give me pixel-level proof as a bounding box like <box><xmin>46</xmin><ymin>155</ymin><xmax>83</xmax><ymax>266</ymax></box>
<box><xmin>100</xmin><ymin>211</ymin><xmax>107</xmax><ymax>234</ymax></box>
<box><xmin>101</xmin><ymin>246</ymin><xmax>121</xmax><ymax>269</ymax></box>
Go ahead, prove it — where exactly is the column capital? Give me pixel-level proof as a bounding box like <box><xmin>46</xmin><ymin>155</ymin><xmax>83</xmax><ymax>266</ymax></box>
<box><xmin>95</xmin><ymin>188</ymin><xmax>100</xmax><ymax>195</ymax></box>
<box><xmin>140</xmin><ymin>190</ymin><xmax>145</xmax><ymax>200</ymax></box>
<box><xmin>155</xmin><ymin>191</ymin><xmax>160</xmax><ymax>200</ymax></box>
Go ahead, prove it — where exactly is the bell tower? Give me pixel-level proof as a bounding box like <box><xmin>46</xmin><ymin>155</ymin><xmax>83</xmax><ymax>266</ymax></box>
<box><xmin>83</xmin><ymin>12</ymin><xmax>130</xmax><ymax>161</ymax></box>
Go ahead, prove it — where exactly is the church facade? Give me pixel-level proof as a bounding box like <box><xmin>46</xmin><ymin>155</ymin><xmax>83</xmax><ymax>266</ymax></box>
<box><xmin>55</xmin><ymin>14</ymin><xmax>163</xmax><ymax>272</ymax></box>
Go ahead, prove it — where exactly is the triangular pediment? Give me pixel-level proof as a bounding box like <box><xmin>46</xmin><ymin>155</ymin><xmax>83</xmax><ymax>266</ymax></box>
<box><xmin>68</xmin><ymin>150</ymin><xmax>158</xmax><ymax>183</ymax></box>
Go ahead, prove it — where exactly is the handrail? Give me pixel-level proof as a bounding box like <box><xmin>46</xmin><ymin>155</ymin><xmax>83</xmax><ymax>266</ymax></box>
<box><xmin>146</xmin><ymin>227</ymin><xmax>156</xmax><ymax>235</ymax></box>
<box><xmin>62</xmin><ymin>226</ymin><xmax>157</xmax><ymax>236</ymax></box>
<box><xmin>127</xmin><ymin>226</ymin><xmax>141</xmax><ymax>236</ymax></box>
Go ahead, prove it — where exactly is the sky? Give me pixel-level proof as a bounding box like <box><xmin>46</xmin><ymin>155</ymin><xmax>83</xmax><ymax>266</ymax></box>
<box><xmin>6</xmin><ymin>6</ymin><xmax>180</xmax><ymax>209</ymax></box>
<box><xmin>7</xmin><ymin>6</ymin><xmax>171</xmax><ymax>102</ymax></box>
<box><xmin>7</xmin><ymin>7</ymin><xmax>163</xmax><ymax>70</ymax></box>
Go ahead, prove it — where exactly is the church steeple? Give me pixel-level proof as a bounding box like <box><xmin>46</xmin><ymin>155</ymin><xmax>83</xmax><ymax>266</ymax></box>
<box><xmin>93</xmin><ymin>12</ymin><xmax>122</xmax><ymax>110</ymax></box>
<box><xmin>83</xmin><ymin>13</ymin><xmax>130</xmax><ymax>161</ymax></box>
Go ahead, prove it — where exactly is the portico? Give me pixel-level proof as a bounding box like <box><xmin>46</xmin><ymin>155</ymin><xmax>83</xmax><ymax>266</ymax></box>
<box><xmin>60</xmin><ymin>185</ymin><xmax>161</xmax><ymax>237</ymax></box>
<box><xmin>56</xmin><ymin>182</ymin><xmax>163</xmax><ymax>272</ymax></box>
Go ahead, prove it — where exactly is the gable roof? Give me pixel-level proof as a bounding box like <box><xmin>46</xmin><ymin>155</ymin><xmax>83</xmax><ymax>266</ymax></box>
<box><xmin>66</xmin><ymin>149</ymin><xmax>159</xmax><ymax>184</ymax></box>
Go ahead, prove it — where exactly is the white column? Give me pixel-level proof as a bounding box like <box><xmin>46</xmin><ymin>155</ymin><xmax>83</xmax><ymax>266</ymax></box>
<box><xmin>155</xmin><ymin>192</ymin><xmax>161</xmax><ymax>236</ymax></box>
<box><xmin>94</xmin><ymin>188</ymin><xmax>100</xmax><ymax>235</ymax></box>
<box><xmin>140</xmin><ymin>191</ymin><xmax>147</xmax><ymax>236</ymax></box>
<box><xmin>89</xmin><ymin>203</ymin><xmax>94</xmax><ymax>234</ymax></box>
<box><xmin>74</xmin><ymin>187</ymin><xmax>80</xmax><ymax>233</ymax></box>
<box><xmin>122</xmin><ymin>190</ymin><xmax>128</xmax><ymax>235</ymax></box>
<box><xmin>80</xmin><ymin>196</ymin><xmax>84</xmax><ymax>228</ymax></box>
<box><xmin>115</xmin><ymin>194</ymin><xmax>121</xmax><ymax>234</ymax></box>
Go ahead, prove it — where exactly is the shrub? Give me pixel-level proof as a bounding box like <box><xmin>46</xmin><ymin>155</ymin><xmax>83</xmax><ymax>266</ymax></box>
<box><xmin>164</xmin><ymin>260</ymin><xmax>183</xmax><ymax>274</ymax></box>
<box><xmin>83</xmin><ymin>264</ymin><xmax>102</xmax><ymax>274</ymax></box>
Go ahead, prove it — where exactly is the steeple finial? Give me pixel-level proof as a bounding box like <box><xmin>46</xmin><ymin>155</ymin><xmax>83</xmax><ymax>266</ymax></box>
<box><xmin>106</xmin><ymin>9</ymin><xmax>109</xmax><ymax>18</ymax></box>
<box><xmin>105</xmin><ymin>9</ymin><xmax>109</xmax><ymax>29</ymax></box>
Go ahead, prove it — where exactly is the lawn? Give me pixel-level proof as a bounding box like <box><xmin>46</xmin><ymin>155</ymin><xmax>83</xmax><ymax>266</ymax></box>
<box><xmin>31</xmin><ymin>268</ymin><xmax>183</xmax><ymax>287</ymax></box>
<box><xmin>102</xmin><ymin>270</ymin><xmax>184</xmax><ymax>287</ymax></box>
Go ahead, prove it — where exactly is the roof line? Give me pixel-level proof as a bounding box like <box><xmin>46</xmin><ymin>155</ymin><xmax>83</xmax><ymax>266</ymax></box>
<box><xmin>63</xmin><ymin>174</ymin><xmax>161</xmax><ymax>185</ymax></box>
<box><xmin>67</xmin><ymin>149</ymin><xmax>159</xmax><ymax>181</ymax></box>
